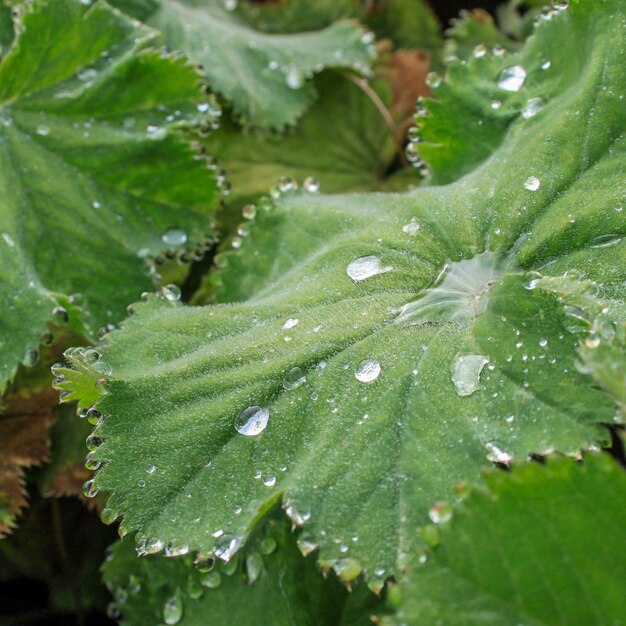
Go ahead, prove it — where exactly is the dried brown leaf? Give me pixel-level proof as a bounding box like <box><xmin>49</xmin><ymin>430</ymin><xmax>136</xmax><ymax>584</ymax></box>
<box><xmin>0</xmin><ymin>389</ymin><xmax>57</xmax><ymax>536</ymax></box>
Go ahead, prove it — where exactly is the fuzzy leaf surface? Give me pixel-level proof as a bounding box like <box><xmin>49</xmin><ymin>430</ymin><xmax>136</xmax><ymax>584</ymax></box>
<box><xmin>64</xmin><ymin>0</ymin><xmax>625</xmax><ymax>580</ymax></box>
<box><xmin>111</xmin><ymin>0</ymin><xmax>374</xmax><ymax>130</ymax></box>
<box><xmin>392</xmin><ymin>454</ymin><xmax>626</xmax><ymax>626</ymax></box>
<box><xmin>0</xmin><ymin>0</ymin><xmax>219</xmax><ymax>393</ymax></box>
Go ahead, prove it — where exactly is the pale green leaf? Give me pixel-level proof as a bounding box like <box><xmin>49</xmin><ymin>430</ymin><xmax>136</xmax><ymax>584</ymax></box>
<box><xmin>62</xmin><ymin>0</ymin><xmax>625</xmax><ymax>581</ymax></box>
<box><xmin>0</xmin><ymin>0</ymin><xmax>220</xmax><ymax>393</ymax></box>
<box><xmin>111</xmin><ymin>0</ymin><xmax>375</xmax><ymax>130</ymax></box>
<box><xmin>103</xmin><ymin>512</ymin><xmax>383</xmax><ymax>626</ymax></box>
<box><xmin>391</xmin><ymin>454</ymin><xmax>626</xmax><ymax>626</ymax></box>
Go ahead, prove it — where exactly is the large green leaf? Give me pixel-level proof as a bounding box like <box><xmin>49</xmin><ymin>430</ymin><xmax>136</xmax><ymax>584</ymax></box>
<box><xmin>103</xmin><ymin>512</ymin><xmax>383</xmax><ymax>626</ymax></box>
<box><xmin>0</xmin><ymin>0</ymin><xmax>220</xmax><ymax>393</ymax></box>
<box><xmin>111</xmin><ymin>0</ymin><xmax>374</xmax><ymax>130</ymax></box>
<box><xmin>62</xmin><ymin>0</ymin><xmax>625</xmax><ymax>582</ymax></box>
<box><xmin>389</xmin><ymin>454</ymin><xmax>626</xmax><ymax>626</ymax></box>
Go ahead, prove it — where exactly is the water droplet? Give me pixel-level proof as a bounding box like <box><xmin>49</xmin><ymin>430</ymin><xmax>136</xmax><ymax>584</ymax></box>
<box><xmin>451</xmin><ymin>354</ymin><xmax>489</xmax><ymax>396</ymax></box>
<box><xmin>355</xmin><ymin>359</ymin><xmax>381</xmax><ymax>383</ymax></box>
<box><xmin>346</xmin><ymin>255</ymin><xmax>392</xmax><ymax>282</ymax></box>
<box><xmin>162</xmin><ymin>284</ymin><xmax>181</xmax><ymax>301</ymax></box>
<box><xmin>426</xmin><ymin>72</ymin><xmax>441</xmax><ymax>88</ymax></box>
<box><xmin>200</xmin><ymin>571</ymin><xmax>222</xmax><ymax>588</ymax></box>
<box><xmin>473</xmin><ymin>44</ymin><xmax>486</xmax><ymax>58</ymax></box>
<box><xmin>490</xmin><ymin>100</ymin><xmax>502</xmax><ymax>110</ymax></box>
<box><xmin>36</xmin><ymin>124</ymin><xmax>50</xmax><ymax>136</ymax></box>
<box><xmin>86</xmin><ymin>434</ymin><xmax>103</xmax><ymax>451</ymax></box>
<box><xmin>22</xmin><ymin>348</ymin><xmax>39</xmax><ymax>368</ymax></box>
<box><xmin>284</xmin><ymin>502</ymin><xmax>310</xmax><ymax>526</ymax></box>
<box><xmin>162</xmin><ymin>228</ymin><xmax>188</xmax><ymax>247</ymax></box>
<box><xmin>163</xmin><ymin>592</ymin><xmax>183</xmax><ymax>625</ymax></box>
<box><xmin>235</xmin><ymin>406</ymin><xmax>270</xmax><ymax>436</ymax></box>
<box><xmin>283</xmin><ymin>366</ymin><xmax>306</xmax><ymax>390</ymax></box>
<box><xmin>285</xmin><ymin>66</ymin><xmax>304</xmax><ymax>89</ymax></box>
<box><xmin>258</xmin><ymin>537</ymin><xmax>277</xmax><ymax>555</ymax></box>
<box><xmin>303</xmin><ymin>176</ymin><xmax>320</xmax><ymax>192</ymax></box>
<box><xmin>485</xmin><ymin>441</ymin><xmax>513</xmax><ymax>464</ymax></box>
<box><xmin>242</xmin><ymin>204</ymin><xmax>257</xmax><ymax>220</ymax></box>
<box><xmin>428</xmin><ymin>501</ymin><xmax>453</xmax><ymax>524</ymax></box>
<box><xmin>82</xmin><ymin>479</ymin><xmax>98</xmax><ymax>498</ymax></box>
<box><xmin>1</xmin><ymin>232</ymin><xmax>15</xmax><ymax>247</ymax></box>
<box><xmin>522</xmin><ymin>97</ymin><xmax>544</xmax><ymax>119</ymax></box>
<box><xmin>84</xmin><ymin>451</ymin><xmax>101</xmax><ymax>471</ymax></box>
<box><xmin>246</xmin><ymin>551</ymin><xmax>263</xmax><ymax>584</ymax></box>
<box><xmin>296</xmin><ymin>533</ymin><xmax>317</xmax><ymax>556</ymax></box>
<box><xmin>214</xmin><ymin>535</ymin><xmax>242</xmax><ymax>562</ymax></box>
<box><xmin>590</xmin><ymin>234</ymin><xmax>621</xmax><ymax>248</ymax></box>
<box><xmin>263</xmin><ymin>475</ymin><xmax>276</xmax><ymax>487</ymax></box>
<box><xmin>539</xmin><ymin>338</ymin><xmax>548</xmax><ymax>347</ymax></box>
<box><xmin>541</xmin><ymin>59</ymin><xmax>551</xmax><ymax>70</ymax></box>
<box><xmin>334</xmin><ymin>558</ymin><xmax>363</xmax><ymax>582</ymax></box>
<box><xmin>402</xmin><ymin>218</ymin><xmax>420</xmax><ymax>236</ymax></box>
<box><xmin>492</xmin><ymin>44</ymin><xmax>506</xmax><ymax>57</ymax></box>
<box><xmin>524</xmin><ymin>176</ymin><xmax>541</xmax><ymax>191</ymax></box>
<box><xmin>282</xmin><ymin>318</ymin><xmax>299</xmax><ymax>330</ymax></box>
<box><xmin>497</xmin><ymin>65</ymin><xmax>527</xmax><ymax>91</ymax></box>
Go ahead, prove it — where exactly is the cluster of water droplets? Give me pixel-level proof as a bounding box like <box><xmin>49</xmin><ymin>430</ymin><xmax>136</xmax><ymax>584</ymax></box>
<box><xmin>405</xmin><ymin>98</ymin><xmax>430</xmax><ymax>177</ymax></box>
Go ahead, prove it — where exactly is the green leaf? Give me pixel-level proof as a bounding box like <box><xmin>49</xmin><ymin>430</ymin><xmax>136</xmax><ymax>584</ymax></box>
<box><xmin>111</xmin><ymin>0</ymin><xmax>375</xmax><ymax>130</ymax></box>
<box><xmin>63</xmin><ymin>0</ymin><xmax>625</xmax><ymax>581</ymax></box>
<box><xmin>390</xmin><ymin>454</ymin><xmax>626</xmax><ymax>626</ymax></box>
<box><xmin>0</xmin><ymin>2</ymin><xmax>13</xmax><ymax>57</ymax></box>
<box><xmin>103</xmin><ymin>512</ymin><xmax>382</xmax><ymax>626</ymax></box>
<box><xmin>444</xmin><ymin>9</ymin><xmax>516</xmax><ymax>63</ymax></box>
<box><xmin>0</xmin><ymin>0</ymin><xmax>220</xmax><ymax>393</ymax></box>
<box><xmin>364</xmin><ymin>0</ymin><xmax>442</xmax><ymax>56</ymax></box>
<box><xmin>414</xmin><ymin>1</ymin><xmax>617</xmax><ymax>184</ymax></box>
<box><xmin>199</xmin><ymin>72</ymin><xmax>405</xmax><ymax>231</ymax></box>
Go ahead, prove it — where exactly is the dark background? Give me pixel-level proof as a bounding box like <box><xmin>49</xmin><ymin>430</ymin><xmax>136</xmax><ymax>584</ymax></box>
<box><xmin>426</xmin><ymin>0</ymin><xmax>502</xmax><ymax>25</ymax></box>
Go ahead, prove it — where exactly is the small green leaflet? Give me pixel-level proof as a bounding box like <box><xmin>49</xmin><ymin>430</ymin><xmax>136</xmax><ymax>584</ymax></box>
<box><xmin>390</xmin><ymin>454</ymin><xmax>626</xmax><ymax>626</ymax></box>
<box><xmin>62</xmin><ymin>0</ymin><xmax>625</xmax><ymax>582</ymax></box>
<box><xmin>110</xmin><ymin>0</ymin><xmax>375</xmax><ymax>130</ymax></box>
<box><xmin>0</xmin><ymin>0</ymin><xmax>220</xmax><ymax>393</ymax></box>
<box><xmin>103</xmin><ymin>511</ymin><xmax>383</xmax><ymax>626</ymax></box>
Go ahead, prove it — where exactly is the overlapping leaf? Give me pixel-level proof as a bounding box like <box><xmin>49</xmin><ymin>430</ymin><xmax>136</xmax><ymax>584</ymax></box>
<box><xmin>414</xmin><ymin>2</ymin><xmax>611</xmax><ymax>184</ymax></box>
<box><xmin>390</xmin><ymin>454</ymin><xmax>626</xmax><ymax>625</ymax></box>
<box><xmin>61</xmin><ymin>0</ymin><xmax>625</xmax><ymax>583</ymax></box>
<box><xmin>110</xmin><ymin>0</ymin><xmax>374</xmax><ymax>130</ymax></box>
<box><xmin>0</xmin><ymin>0</ymin><xmax>220</xmax><ymax>393</ymax></box>
<box><xmin>103</xmin><ymin>512</ymin><xmax>383</xmax><ymax>626</ymax></box>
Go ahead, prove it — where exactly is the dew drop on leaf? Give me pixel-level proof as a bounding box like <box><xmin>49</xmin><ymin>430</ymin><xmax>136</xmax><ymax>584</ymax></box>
<box><xmin>450</xmin><ymin>354</ymin><xmax>489</xmax><ymax>396</ymax></box>
<box><xmin>497</xmin><ymin>65</ymin><xmax>527</xmax><ymax>91</ymax></box>
<box><xmin>22</xmin><ymin>348</ymin><xmax>39</xmax><ymax>368</ymax></box>
<box><xmin>402</xmin><ymin>218</ymin><xmax>420</xmax><ymax>236</ymax></box>
<box><xmin>428</xmin><ymin>501</ymin><xmax>454</xmax><ymax>524</ymax></box>
<box><xmin>246</xmin><ymin>551</ymin><xmax>263</xmax><ymax>584</ymax></box>
<box><xmin>161</xmin><ymin>228</ymin><xmax>188</xmax><ymax>247</ymax></box>
<box><xmin>590</xmin><ymin>234</ymin><xmax>621</xmax><ymax>248</ymax></box>
<box><xmin>163</xmin><ymin>592</ymin><xmax>183</xmax><ymax>625</ymax></box>
<box><xmin>258</xmin><ymin>537</ymin><xmax>277</xmax><ymax>555</ymax></box>
<box><xmin>235</xmin><ymin>406</ymin><xmax>270</xmax><ymax>436</ymax></box>
<box><xmin>285</xmin><ymin>66</ymin><xmax>304</xmax><ymax>89</ymax></box>
<box><xmin>522</xmin><ymin>97</ymin><xmax>544</xmax><ymax>119</ymax></box>
<box><xmin>524</xmin><ymin>176</ymin><xmax>541</xmax><ymax>191</ymax></box>
<box><xmin>82</xmin><ymin>479</ymin><xmax>98</xmax><ymax>498</ymax></box>
<box><xmin>283</xmin><ymin>366</ymin><xmax>306</xmax><ymax>390</ymax></box>
<box><xmin>346</xmin><ymin>255</ymin><xmax>392</xmax><ymax>281</ymax></box>
<box><xmin>355</xmin><ymin>358</ymin><xmax>381</xmax><ymax>383</ymax></box>
<box><xmin>162</xmin><ymin>284</ymin><xmax>182</xmax><ymax>301</ymax></box>
<box><xmin>200</xmin><ymin>571</ymin><xmax>222</xmax><ymax>589</ymax></box>
<box><xmin>282</xmin><ymin>318</ymin><xmax>299</xmax><ymax>330</ymax></box>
